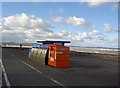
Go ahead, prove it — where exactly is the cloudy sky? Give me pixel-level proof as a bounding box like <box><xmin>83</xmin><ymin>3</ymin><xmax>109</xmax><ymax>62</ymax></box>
<box><xmin>1</xmin><ymin>1</ymin><xmax>119</xmax><ymax>48</ymax></box>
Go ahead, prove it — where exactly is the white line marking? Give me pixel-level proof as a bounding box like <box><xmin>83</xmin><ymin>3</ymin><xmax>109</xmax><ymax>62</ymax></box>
<box><xmin>0</xmin><ymin>59</ymin><xmax>11</xmax><ymax>88</ymax></box>
<box><xmin>0</xmin><ymin>59</ymin><xmax>2</xmax><ymax>88</ymax></box>
<box><xmin>11</xmin><ymin>54</ymin><xmax>67</xmax><ymax>88</ymax></box>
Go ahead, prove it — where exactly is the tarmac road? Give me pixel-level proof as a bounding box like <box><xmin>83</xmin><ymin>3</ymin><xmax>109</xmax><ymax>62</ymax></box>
<box><xmin>1</xmin><ymin>48</ymin><xmax>119</xmax><ymax>87</ymax></box>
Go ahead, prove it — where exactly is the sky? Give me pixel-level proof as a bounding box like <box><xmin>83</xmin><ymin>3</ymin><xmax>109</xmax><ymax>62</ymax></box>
<box><xmin>1</xmin><ymin>1</ymin><xmax>119</xmax><ymax>48</ymax></box>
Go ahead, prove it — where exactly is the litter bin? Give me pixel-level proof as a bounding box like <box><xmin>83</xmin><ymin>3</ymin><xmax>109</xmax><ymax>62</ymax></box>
<box><xmin>48</xmin><ymin>44</ymin><xmax>70</xmax><ymax>68</ymax></box>
<box><xmin>30</xmin><ymin>44</ymin><xmax>37</xmax><ymax>61</ymax></box>
<box><xmin>29</xmin><ymin>43</ymin><xmax>49</xmax><ymax>65</ymax></box>
<box><xmin>36</xmin><ymin>44</ymin><xmax>48</xmax><ymax>65</ymax></box>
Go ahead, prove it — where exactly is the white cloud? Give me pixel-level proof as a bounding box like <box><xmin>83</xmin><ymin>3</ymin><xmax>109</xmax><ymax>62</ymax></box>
<box><xmin>48</xmin><ymin>30</ymin><xmax>70</xmax><ymax>39</ymax></box>
<box><xmin>45</xmin><ymin>30</ymin><xmax>91</xmax><ymax>42</ymax></box>
<box><xmin>85</xmin><ymin>0</ymin><xmax>107</xmax><ymax>7</ymax></box>
<box><xmin>104</xmin><ymin>24</ymin><xmax>112</xmax><ymax>32</ymax></box>
<box><xmin>81</xmin><ymin>0</ymin><xmax>119</xmax><ymax>7</ymax></box>
<box><xmin>66</xmin><ymin>16</ymin><xmax>87</xmax><ymax>26</ymax></box>
<box><xmin>57</xmin><ymin>30</ymin><xmax>69</xmax><ymax>36</ymax></box>
<box><xmin>103</xmin><ymin>23</ymin><xmax>118</xmax><ymax>33</ymax></box>
<box><xmin>112</xmin><ymin>2</ymin><xmax>118</xmax><ymax>9</ymax></box>
<box><xmin>53</xmin><ymin>17</ymin><xmax>65</xmax><ymax>23</ymax></box>
<box><xmin>58</xmin><ymin>8</ymin><xmax>65</xmax><ymax>14</ymax></box>
<box><xmin>54</xmin><ymin>16</ymin><xmax>96</xmax><ymax>30</ymax></box>
<box><xmin>56</xmin><ymin>31</ymin><xmax>92</xmax><ymax>42</ymax></box>
<box><xmin>2</xmin><ymin>13</ymin><xmax>53</xmax><ymax>31</ymax></box>
<box><xmin>1</xmin><ymin>13</ymin><xmax>53</xmax><ymax>42</ymax></box>
<box><xmin>89</xmin><ymin>30</ymin><xmax>102</xmax><ymax>36</ymax></box>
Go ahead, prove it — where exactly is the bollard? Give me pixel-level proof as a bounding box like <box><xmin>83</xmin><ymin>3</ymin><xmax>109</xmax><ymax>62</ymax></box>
<box><xmin>20</xmin><ymin>44</ymin><xmax>22</xmax><ymax>50</ymax></box>
<box><xmin>28</xmin><ymin>48</ymin><xmax>31</xmax><ymax>59</ymax></box>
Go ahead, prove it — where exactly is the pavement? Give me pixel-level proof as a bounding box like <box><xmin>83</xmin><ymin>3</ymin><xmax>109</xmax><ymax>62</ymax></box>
<box><xmin>1</xmin><ymin>48</ymin><xmax>119</xmax><ymax>87</ymax></box>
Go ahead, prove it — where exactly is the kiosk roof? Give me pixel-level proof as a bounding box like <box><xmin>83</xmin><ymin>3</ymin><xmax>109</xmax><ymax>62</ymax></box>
<box><xmin>37</xmin><ymin>40</ymin><xmax>71</xmax><ymax>43</ymax></box>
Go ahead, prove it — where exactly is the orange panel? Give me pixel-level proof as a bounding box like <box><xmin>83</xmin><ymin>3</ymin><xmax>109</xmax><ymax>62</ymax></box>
<box><xmin>56</xmin><ymin>61</ymin><xmax>70</xmax><ymax>68</ymax></box>
<box><xmin>56</xmin><ymin>55</ymin><xmax>69</xmax><ymax>62</ymax></box>
<box><xmin>48</xmin><ymin>44</ymin><xmax>70</xmax><ymax>68</ymax></box>
<box><xmin>54</xmin><ymin>46</ymin><xmax>69</xmax><ymax>54</ymax></box>
<box><xmin>48</xmin><ymin>57</ymin><xmax>56</xmax><ymax>67</ymax></box>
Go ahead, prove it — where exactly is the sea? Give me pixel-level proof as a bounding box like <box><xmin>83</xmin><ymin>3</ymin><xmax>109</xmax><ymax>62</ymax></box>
<box><xmin>70</xmin><ymin>46</ymin><xmax>119</xmax><ymax>55</ymax></box>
